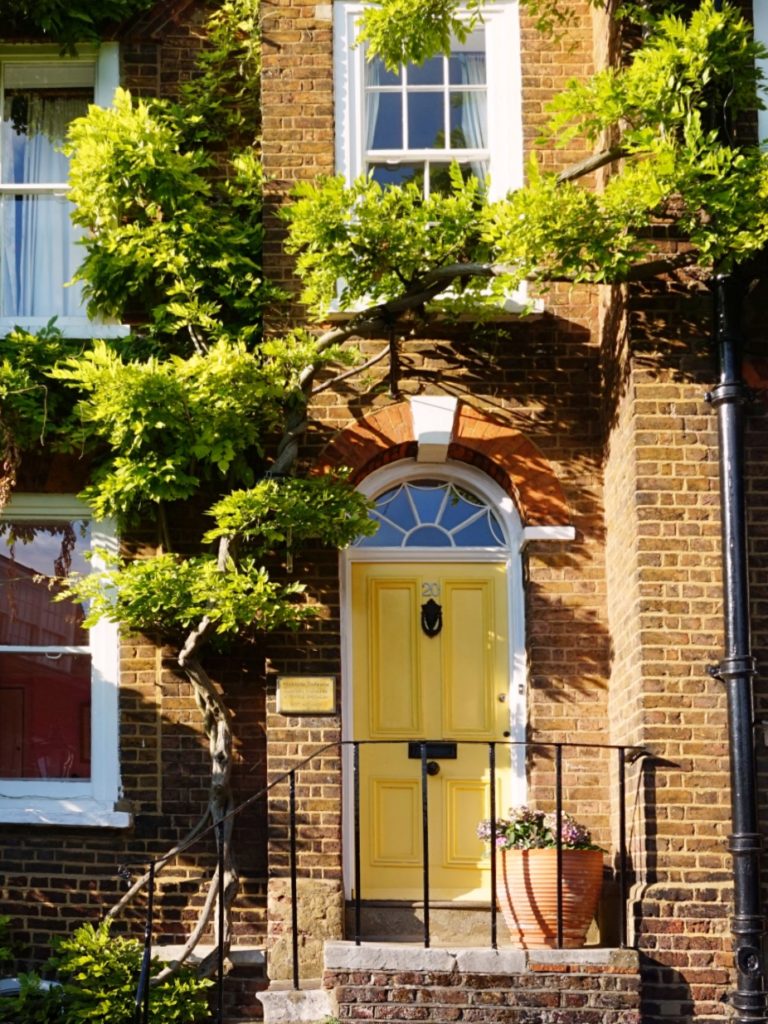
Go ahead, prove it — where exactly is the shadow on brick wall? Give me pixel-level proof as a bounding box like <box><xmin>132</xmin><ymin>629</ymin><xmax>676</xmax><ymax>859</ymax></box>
<box><xmin>0</xmin><ymin>671</ymin><xmax>269</xmax><ymax>969</ymax></box>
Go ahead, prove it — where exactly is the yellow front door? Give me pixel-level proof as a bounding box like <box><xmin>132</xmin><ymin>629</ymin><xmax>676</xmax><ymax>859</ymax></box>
<box><xmin>351</xmin><ymin>561</ymin><xmax>511</xmax><ymax>901</ymax></box>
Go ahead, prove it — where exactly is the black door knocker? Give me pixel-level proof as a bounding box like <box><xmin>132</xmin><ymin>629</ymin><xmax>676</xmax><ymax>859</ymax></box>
<box><xmin>421</xmin><ymin>598</ymin><xmax>443</xmax><ymax>638</ymax></box>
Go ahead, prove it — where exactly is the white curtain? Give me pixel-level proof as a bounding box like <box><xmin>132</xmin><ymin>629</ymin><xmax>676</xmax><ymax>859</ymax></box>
<box><xmin>459</xmin><ymin>54</ymin><xmax>488</xmax><ymax>182</ymax></box>
<box><xmin>364</xmin><ymin>55</ymin><xmax>382</xmax><ymax>155</ymax></box>
<box><xmin>2</xmin><ymin>94</ymin><xmax>87</xmax><ymax>318</ymax></box>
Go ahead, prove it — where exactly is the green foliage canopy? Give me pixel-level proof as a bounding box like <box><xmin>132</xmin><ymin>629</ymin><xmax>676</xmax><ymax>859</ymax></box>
<box><xmin>0</xmin><ymin>922</ymin><xmax>211</xmax><ymax>1024</ymax></box>
<box><xmin>3</xmin><ymin>0</ymin><xmax>153</xmax><ymax>52</ymax></box>
<box><xmin>288</xmin><ymin>0</ymin><xmax>768</xmax><ymax>312</ymax></box>
<box><xmin>0</xmin><ymin>0</ymin><xmax>375</xmax><ymax>649</ymax></box>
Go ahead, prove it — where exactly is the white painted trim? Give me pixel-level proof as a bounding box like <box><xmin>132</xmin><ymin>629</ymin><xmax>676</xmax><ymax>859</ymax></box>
<box><xmin>2</xmin><ymin>493</ymin><xmax>91</xmax><ymax>518</ymax></box>
<box><xmin>0</xmin><ymin>798</ymin><xmax>130</xmax><ymax>827</ymax></box>
<box><xmin>94</xmin><ymin>42</ymin><xmax>119</xmax><ymax>107</ymax></box>
<box><xmin>340</xmin><ymin>458</ymin><xmax>528</xmax><ymax>898</ymax></box>
<box><xmin>755</xmin><ymin>5</ymin><xmax>768</xmax><ymax>145</ymax></box>
<box><xmin>0</xmin><ymin>494</ymin><xmax>128</xmax><ymax>828</ymax></box>
<box><xmin>522</xmin><ymin>525</ymin><xmax>576</xmax><ymax>546</ymax></box>
<box><xmin>0</xmin><ymin>318</ymin><xmax>130</xmax><ymax>339</ymax></box>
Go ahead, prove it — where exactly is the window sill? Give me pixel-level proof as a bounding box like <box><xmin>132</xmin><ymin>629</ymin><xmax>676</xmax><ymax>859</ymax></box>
<box><xmin>324</xmin><ymin>282</ymin><xmax>544</xmax><ymax>321</ymax></box>
<box><xmin>0</xmin><ymin>795</ymin><xmax>132</xmax><ymax>828</ymax></box>
<box><xmin>0</xmin><ymin>317</ymin><xmax>130</xmax><ymax>339</ymax></box>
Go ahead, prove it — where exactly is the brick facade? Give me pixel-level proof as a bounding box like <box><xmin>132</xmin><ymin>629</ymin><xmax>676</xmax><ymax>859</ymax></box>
<box><xmin>324</xmin><ymin>946</ymin><xmax>641</xmax><ymax>1024</ymax></box>
<box><xmin>1</xmin><ymin>1</ymin><xmax>766</xmax><ymax>1022</ymax></box>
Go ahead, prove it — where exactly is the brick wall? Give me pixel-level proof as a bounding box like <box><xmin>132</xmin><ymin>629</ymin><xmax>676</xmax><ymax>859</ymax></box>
<box><xmin>0</xmin><ymin>3</ymin><xmax>269</xmax><ymax>965</ymax></box>
<box><xmin>3</xmin><ymin>1</ymin><xmax>764</xmax><ymax>1019</ymax></box>
<box><xmin>324</xmin><ymin>945</ymin><xmax>641</xmax><ymax>1024</ymax></box>
<box><xmin>257</xmin><ymin>0</ymin><xmax>614</xmax><ymax>947</ymax></box>
<box><xmin>602</xmin><ymin>278</ymin><xmax>735</xmax><ymax>1021</ymax></box>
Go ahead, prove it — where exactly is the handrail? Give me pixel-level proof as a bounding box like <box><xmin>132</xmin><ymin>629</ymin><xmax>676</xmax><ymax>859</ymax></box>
<box><xmin>133</xmin><ymin>738</ymin><xmax>649</xmax><ymax>1022</ymax></box>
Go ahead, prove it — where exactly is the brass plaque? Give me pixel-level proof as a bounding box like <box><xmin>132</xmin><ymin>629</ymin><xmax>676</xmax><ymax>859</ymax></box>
<box><xmin>276</xmin><ymin>675</ymin><xmax>336</xmax><ymax>715</ymax></box>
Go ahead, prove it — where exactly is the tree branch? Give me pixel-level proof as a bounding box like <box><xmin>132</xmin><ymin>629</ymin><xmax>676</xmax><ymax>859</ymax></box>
<box><xmin>310</xmin><ymin>344</ymin><xmax>390</xmax><ymax>396</ymax></box>
<box><xmin>556</xmin><ymin>146</ymin><xmax>629</xmax><ymax>183</ymax></box>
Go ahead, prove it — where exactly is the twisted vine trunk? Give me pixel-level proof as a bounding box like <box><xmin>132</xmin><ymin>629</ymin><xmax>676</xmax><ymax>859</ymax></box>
<box><xmin>108</xmin><ymin>536</ymin><xmax>240</xmax><ymax>982</ymax></box>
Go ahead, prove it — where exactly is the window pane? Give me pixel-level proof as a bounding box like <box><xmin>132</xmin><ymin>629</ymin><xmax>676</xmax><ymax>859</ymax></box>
<box><xmin>1</xmin><ymin>69</ymin><xmax>92</xmax><ymax>319</ymax></box>
<box><xmin>440</xmin><ymin>491</ymin><xmax>485</xmax><ymax>531</ymax></box>
<box><xmin>408</xmin><ymin>56</ymin><xmax>444</xmax><ymax>86</ymax></box>
<box><xmin>409</xmin><ymin>481</ymin><xmax>447</xmax><ymax>523</ymax></box>
<box><xmin>368</xmin><ymin>92</ymin><xmax>402</xmax><ymax>149</ymax></box>
<box><xmin>452</xmin><ymin>513</ymin><xmax>501</xmax><ymax>547</ymax></box>
<box><xmin>0</xmin><ymin>652</ymin><xmax>91</xmax><ymax>779</ymax></box>
<box><xmin>449</xmin><ymin>91</ymin><xmax>487</xmax><ymax>148</ymax></box>
<box><xmin>2</xmin><ymin>90</ymin><xmax>91</xmax><ymax>184</ymax></box>
<box><xmin>365</xmin><ymin>55</ymin><xmax>400</xmax><ymax>87</ymax></box>
<box><xmin>408</xmin><ymin>92</ymin><xmax>444</xmax><ymax>149</ymax></box>
<box><xmin>370</xmin><ymin>162</ymin><xmax>423</xmax><ymax>189</ymax></box>
<box><xmin>405</xmin><ymin>525</ymin><xmax>451</xmax><ymax>547</ymax></box>
<box><xmin>375</xmin><ymin>485</ymin><xmax>416</xmax><ymax>531</ymax></box>
<box><xmin>356</xmin><ymin>517</ymin><xmax>404</xmax><ymax>547</ymax></box>
<box><xmin>1</xmin><ymin>194</ymin><xmax>87</xmax><ymax>317</ymax></box>
<box><xmin>428</xmin><ymin>162</ymin><xmax>479</xmax><ymax>195</ymax></box>
<box><xmin>0</xmin><ymin>519</ymin><xmax>90</xmax><ymax>646</ymax></box>
<box><xmin>449</xmin><ymin>31</ymin><xmax>487</xmax><ymax>85</ymax></box>
<box><xmin>355</xmin><ymin>480</ymin><xmax>505</xmax><ymax>547</ymax></box>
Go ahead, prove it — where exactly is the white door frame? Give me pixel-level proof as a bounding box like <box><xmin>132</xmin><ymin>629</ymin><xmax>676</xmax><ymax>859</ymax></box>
<box><xmin>339</xmin><ymin>458</ymin><xmax>533</xmax><ymax>900</ymax></box>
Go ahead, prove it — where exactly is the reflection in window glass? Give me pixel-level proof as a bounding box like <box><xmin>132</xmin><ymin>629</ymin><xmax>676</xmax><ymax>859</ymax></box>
<box><xmin>1</xmin><ymin>62</ymin><xmax>94</xmax><ymax>318</ymax></box>
<box><xmin>365</xmin><ymin>56</ymin><xmax>400</xmax><ymax>87</ymax></box>
<box><xmin>409</xmin><ymin>56</ymin><xmax>444</xmax><ymax>87</ymax></box>
<box><xmin>408</xmin><ymin>93</ymin><xmax>444</xmax><ymax>149</ymax></box>
<box><xmin>0</xmin><ymin>519</ymin><xmax>93</xmax><ymax>780</ymax></box>
<box><xmin>369</xmin><ymin>92</ymin><xmax>403</xmax><ymax>149</ymax></box>
<box><xmin>0</xmin><ymin>520</ymin><xmax>90</xmax><ymax>645</ymax></box>
<box><xmin>0</xmin><ymin>653</ymin><xmax>90</xmax><ymax>779</ymax></box>
<box><xmin>371</xmin><ymin>163</ymin><xmax>421</xmax><ymax>188</ymax></box>
<box><xmin>363</xmin><ymin>27</ymin><xmax>489</xmax><ymax>199</ymax></box>
<box><xmin>355</xmin><ymin>480</ymin><xmax>505</xmax><ymax>548</ymax></box>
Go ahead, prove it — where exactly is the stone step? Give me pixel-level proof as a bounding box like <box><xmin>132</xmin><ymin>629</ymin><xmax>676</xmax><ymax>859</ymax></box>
<box><xmin>345</xmin><ymin>900</ymin><xmax>503</xmax><ymax>945</ymax></box>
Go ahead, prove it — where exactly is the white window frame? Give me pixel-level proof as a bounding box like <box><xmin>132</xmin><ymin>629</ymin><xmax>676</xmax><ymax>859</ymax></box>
<box><xmin>333</xmin><ymin>3</ymin><xmax>533</xmax><ymax>314</ymax></box>
<box><xmin>755</xmin><ymin>5</ymin><xmax>768</xmax><ymax>144</ymax></box>
<box><xmin>0</xmin><ymin>42</ymin><xmax>127</xmax><ymax>339</ymax></box>
<box><xmin>333</xmin><ymin>2</ymin><xmax>523</xmax><ymax>202</ymax></box>
<box><xmin>0</xmin><ymin>492</ymin><xmax>129</xmax><ymax>827</ymax></box>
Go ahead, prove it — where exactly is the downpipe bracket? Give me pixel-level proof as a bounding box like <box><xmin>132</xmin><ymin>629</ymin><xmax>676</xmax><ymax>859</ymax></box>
<box><xmin>705</xmin><ymin>381</ymin><xmax>752</xmax><ymax>407</ymax></box>
<box><xmin>707</xmin><ymin>656</ymin><xmax>757</xmax><ymax>682</ymax></box>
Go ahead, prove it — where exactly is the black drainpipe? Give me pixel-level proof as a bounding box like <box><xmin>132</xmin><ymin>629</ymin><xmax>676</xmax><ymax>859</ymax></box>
<box><xmin>706</xmin><ymin>272</ymin><xmax>767</xmax><ymax>1021</ymax></box>
<box><xmin>704</xmin><ymin>2</ymin><xmax>766</xmax><ymax>1013</ymax></box>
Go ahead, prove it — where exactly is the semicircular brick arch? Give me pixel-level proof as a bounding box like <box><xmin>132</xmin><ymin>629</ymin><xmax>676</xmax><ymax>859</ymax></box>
<box><xmin>315</xmin><ymin>400</ymin><xmax>570</xmax><ymax>527</ymax></box>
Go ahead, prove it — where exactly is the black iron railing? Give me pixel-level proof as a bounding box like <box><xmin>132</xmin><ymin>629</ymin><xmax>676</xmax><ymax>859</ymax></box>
<box><xmin>133</xmin><ymin>738</ymin><xmax>646</xmax><ymax>1023</ymax></box>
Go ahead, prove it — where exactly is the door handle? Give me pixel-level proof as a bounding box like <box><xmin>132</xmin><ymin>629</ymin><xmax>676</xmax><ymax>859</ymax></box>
<box><xmin>426</xmin><ymin>761</ymin><xmax>440</xmax><ymax>776</ymax></box>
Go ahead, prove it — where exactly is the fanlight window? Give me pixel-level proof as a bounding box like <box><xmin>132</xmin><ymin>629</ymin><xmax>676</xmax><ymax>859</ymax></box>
<box><xmin>355</xmin><ymin>479</ymin><xmax>505</xmax><ymax>548</ymax></box>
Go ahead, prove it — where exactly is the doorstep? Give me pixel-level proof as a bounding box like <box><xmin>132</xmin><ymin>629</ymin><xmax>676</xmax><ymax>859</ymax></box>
<box><xmin>323</xmin><ymin>942</ymin><xmax>642</xmax><ymax>1024</ymax></box>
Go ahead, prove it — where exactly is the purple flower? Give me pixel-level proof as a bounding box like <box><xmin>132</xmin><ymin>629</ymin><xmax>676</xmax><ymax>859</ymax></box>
<box><xmin>477</xmin><ymin>805</ymin><xmax>597</xmax><ymax>851</ymax></box>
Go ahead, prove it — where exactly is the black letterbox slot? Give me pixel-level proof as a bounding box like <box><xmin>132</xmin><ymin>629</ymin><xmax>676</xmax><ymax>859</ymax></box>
<box><xmin>408</xmin><ymin>741</ymin><xmax>457</xmax><ymax>760</ymax></box>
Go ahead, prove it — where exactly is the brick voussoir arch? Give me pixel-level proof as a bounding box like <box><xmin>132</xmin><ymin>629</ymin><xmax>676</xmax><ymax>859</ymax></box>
<box><xmin>315</xmin><ymin>400</ymin><xmax>571</xmax><ymax>527</ymax></box>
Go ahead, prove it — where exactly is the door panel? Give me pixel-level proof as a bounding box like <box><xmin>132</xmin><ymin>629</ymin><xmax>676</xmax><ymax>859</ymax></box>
<box><xmin>442</xmin><ymin>578</ymin><xmax>497</xmax><ymax>737</ymax></box>
<box><xmin>369</xmin><ymin>578</ymin><xmax>423</xmax><ymax>736</ymax></box>
<box><xmin>352</xmin><ymin>562</ymin><xmax>510</xmax><ymax>901</ymax></box>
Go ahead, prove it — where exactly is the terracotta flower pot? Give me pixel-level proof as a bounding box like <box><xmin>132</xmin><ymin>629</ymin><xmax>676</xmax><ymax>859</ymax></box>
<box><xmin>495</xmin><ymin>847</ymin><xmax>603</xmax><ymax>948</ymax></box>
